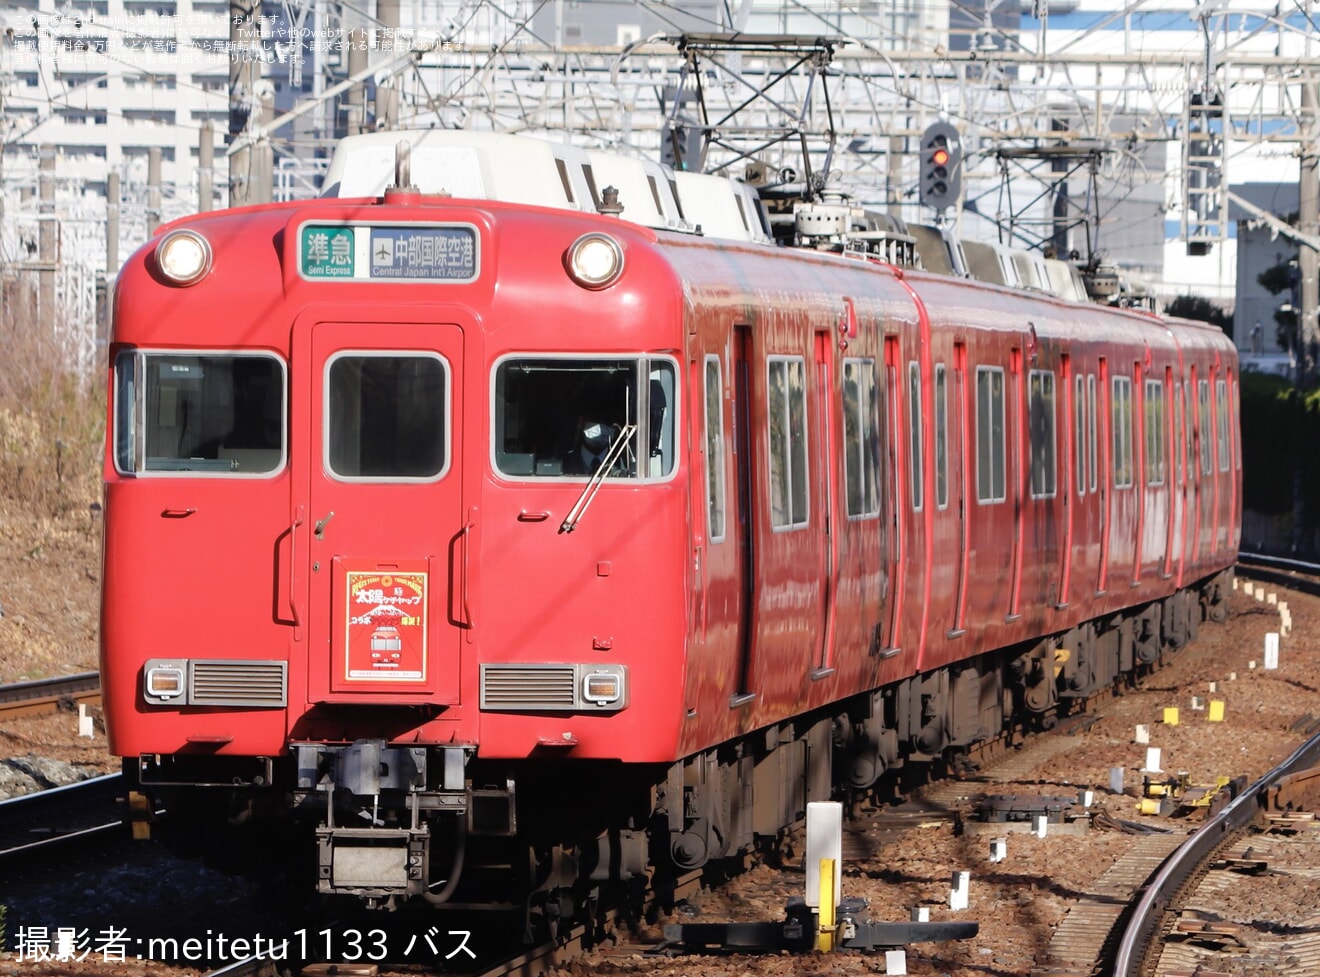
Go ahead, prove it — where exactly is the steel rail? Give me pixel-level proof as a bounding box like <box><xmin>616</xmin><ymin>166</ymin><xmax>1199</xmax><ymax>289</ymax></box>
<box><xmin>0</xmin><ymin>670</ymin><xmax>102</xmax><ymax>718</ymax></box>
<box><xmin>200</xmin><ymin>959</ymin><xmax>286</xmax><ymax>977</ymax></box>
<box><xmin>1236</xmin><ymin>551</ymin><xmax>1320</xmax><ymax>599</ymax></box>
<box><xmin>0</xmin><ymin>772</ymin><xmax>124</xmax><ymax>862</ymax></box>
<box><xmin>1112</xmin><ymin>727</ymin><xmax>1320</xmax><ymax>977</ymax></box>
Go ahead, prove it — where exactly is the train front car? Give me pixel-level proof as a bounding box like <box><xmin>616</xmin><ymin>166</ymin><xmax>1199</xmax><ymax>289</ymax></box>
<box><xmin>101</xmin><ymin>190</ymin><xmax>688</xmax><ymax>917</ymax></box>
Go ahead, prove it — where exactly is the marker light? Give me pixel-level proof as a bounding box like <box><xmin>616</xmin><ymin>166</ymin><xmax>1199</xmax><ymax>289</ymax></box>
<box><xmin>582</xmin><ymin>670</ymin><xmax>623</xmax><ymax>706</ymax></box>
<box><xmin>145</xmin><ymin>665</ymin><xmax>184</xmax><ymax>700</ymax></box>
<box><xmin>565</xmin><ymin>233</ymin><xmax>624</xmax><ymax>290</ymax></box>
<box><xmin>155</xmin><ymin>229</ymin><xmax>213</xmax><ymax>286</ymax></box>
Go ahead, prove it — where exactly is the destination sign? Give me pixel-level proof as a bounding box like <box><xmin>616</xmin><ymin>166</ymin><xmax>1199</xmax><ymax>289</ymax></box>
<box><xmin>299</xmin><ymin>224</ymin><xmax>479</xmax><ymax>283</ymax></box>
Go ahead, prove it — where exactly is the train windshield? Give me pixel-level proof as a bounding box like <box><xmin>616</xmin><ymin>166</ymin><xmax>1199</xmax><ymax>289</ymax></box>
<box><xmin>113</xmin><ymin>351</ymin><xmax>285</xmax><ymax>475</ymax></box>
<box><xmin>493</xmin><ymin>356</ymin><xmax>677</xmax><ymax>480</ymax></box>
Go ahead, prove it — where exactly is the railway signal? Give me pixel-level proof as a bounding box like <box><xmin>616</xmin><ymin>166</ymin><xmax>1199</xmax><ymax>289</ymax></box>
<box><xmin>919</xmin><ymin>121</ymin><xmax>962</xmax><ymax>211</ymax></box>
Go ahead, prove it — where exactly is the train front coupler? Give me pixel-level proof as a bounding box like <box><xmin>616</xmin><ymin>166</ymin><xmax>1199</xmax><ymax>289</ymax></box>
<box><xmin>291</xmin><ymin>740</ymin><xmax>472</xmax><ymax>906</ymax></box>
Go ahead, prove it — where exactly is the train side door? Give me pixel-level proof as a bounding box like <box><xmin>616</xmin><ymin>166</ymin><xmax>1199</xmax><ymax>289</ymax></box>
<box><xmin>1162</xmin><ymin>367</ymin><xmax>1177</xmax><ymax>579</ymax></box>
<box><xmin>1056</xmin><ymin>354</ymin><xmax>1074</xmax><ymax>606</ymax></box>
<box><xmin>881</xmin><ymin>336</ymin><xmax>904</xmax><ymax>654</ymax></box>
<box><xmin>1096</xmin><ymin>357</ymin><xmax>1111</xmax><ymax>595</ymax></box>
<box><xmin>730</xmin><ymin>326</ymin><xmax>757</xmax><ymax>706</ymax></box>
<box><xmin>949</xmin><ymin>345</ymin><xmax>970</xmax><ymax>635</ymax></box>
<box><xmin>813</xmin><ymin>331</ymin><xmax>839</xmax><ymax>673</ymax></box>
<box><xmin>297</xmin><ymin>318</ymin><xmax>466</xmax><ymax>703</ymax></box>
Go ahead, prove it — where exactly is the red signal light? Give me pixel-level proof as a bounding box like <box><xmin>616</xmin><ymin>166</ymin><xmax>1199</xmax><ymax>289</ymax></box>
<box><xmin>931</xmin><ymin>148</ymin><xmax>950</xmax><ymax>166</ymax></box>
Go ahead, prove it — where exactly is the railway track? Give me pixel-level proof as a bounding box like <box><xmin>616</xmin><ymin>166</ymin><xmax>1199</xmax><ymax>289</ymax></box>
<box><xmin>0</xmin><ymin>772</ymin><xmax>125</xmax><ymax>862</ymax></box>
<box><xmin>1237</xmin><ymin>550</ymin><xmax>1320</xmax><ymax>596</ymax></box>
<box><xmin>1112</xmin><ymin>728</ymin><xmax>1320</xmax><ymax>977</ymax></box>
<box><xmin>0</xmin><ymin>670</ymin><xmax>101</xmax><ymax>718</ymax></box>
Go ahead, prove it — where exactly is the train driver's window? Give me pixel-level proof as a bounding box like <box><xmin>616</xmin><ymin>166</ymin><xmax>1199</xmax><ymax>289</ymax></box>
<box><xmin>492</xmin><ymin>356</ymin><xmax>678</xmax><ymax>480</ymax></box>
<box><xmin>113</xmin><ymin>351</ymin><xmax>285</xmax><ymax>476</ymax></box>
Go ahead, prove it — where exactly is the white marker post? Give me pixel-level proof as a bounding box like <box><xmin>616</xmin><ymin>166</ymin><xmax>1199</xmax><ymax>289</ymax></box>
<box><xmin>950</xmin><ymin>871</ymin><xmax>970</xmax><ymax>910</ymax></box>
<box><xmin>805</xmin><ymin>801</ymin><xmax>841</xmax><ymax>951</ymax></box>
<box><xmin>1264</xmin><ymin>632</ymin><xmax>1279</xmax><ymax>670</ymax></box>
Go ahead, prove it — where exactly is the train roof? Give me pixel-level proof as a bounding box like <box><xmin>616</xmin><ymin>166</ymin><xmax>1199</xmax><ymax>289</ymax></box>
<box><xmin>306</xmin><ymin>130</ymin><xmax>1183</xmax><ymax>316</ymax></box>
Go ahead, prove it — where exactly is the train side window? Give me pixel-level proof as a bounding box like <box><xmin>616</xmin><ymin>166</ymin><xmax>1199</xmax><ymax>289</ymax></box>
<box><xmin>1215</xmin><ymin>378</ymin><xmax>1230</xmax><ymax>473</ymax></box>
<box><xmin>908</xmin><ymin>361</ymin><xmax>923</xmax><ymax>511</ymax></box>
<box><xmin>1174</xmin><ymin>382</ymin><xmax>1183</xmax><ymax>484</ymax></box>
<box><xmin>704</xmin><ymin>355</ymin><xmax>726</xmax><ymax>541</ymax></box>
<box><xmin>326</xmin><ymin>353</ymin><xmax>448</xmax><ymax>480</ymax></box>
<box><xmin>113</xmin><ymin>351</ymin><xmax>285</xmax><ymax>476</ymax></box>
<box><xmin>1086</xmin><ymin>374</ymin><xmax>1098</xmax><ymax>493</ymax></box>
<box><xmin>767</xmin><ymin>355</ymin><xmax>809</xmax><ymax>529</ymax></box>
<box><xmin>975</xmin><ymin>366</ymin><xmax>1006</xmax><ymax>504</ymax></box>
<box><xmin>1182</xmin><ymin>380</ymin><xmax>1192</xmax><ymax>481</ymax></box>
<box><xmin>934</xmin><ymin>363</ymin><xmax>948</xmax><ymax>509</ymax></box>
<box><xmin>1145</xmin><ymin>379</ymin><xmax>1166</xmax><ymax>485</ymax></box>
<box><xmin>1074</xmin><ymin>374</ymin><xmax>1086</xmax><ymax>497</ymax></box>
<box><xmin>1111</xmin><ymin>375</ymin><xmax>1133</xmax><ymax>489</ymax></box>
<box><xmin>491</xmin><ymin>356</ymin><xmax>677</xmax><ymax>481</ymax></box>
<box><xmin>1197</xmin><ymin>379</ymin><xmax>1211</xmax><ymax>476</ymax></box>
<box><xmin>1028</xmin><ymin>369</ymin><xmax>1056</xmax><ymax>498</ymax></box>
<box><xmin>842</xmin><ymin>357</ymin><xmax>879</xmax><ymax>518</ymax></box>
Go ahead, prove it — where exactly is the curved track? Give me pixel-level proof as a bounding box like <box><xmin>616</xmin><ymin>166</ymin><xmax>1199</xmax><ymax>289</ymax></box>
<box><xmin>1113</xmin><ymin>727</ymin><xmax>1320</xmax><ymax>976</ymax></box>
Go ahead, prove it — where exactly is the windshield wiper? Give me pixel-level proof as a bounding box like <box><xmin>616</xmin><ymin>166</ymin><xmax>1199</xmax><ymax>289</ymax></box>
<box><xmin>560</xmin><ymin>423</ymin><xmax>636</xmax><ymax>533</ymax></box>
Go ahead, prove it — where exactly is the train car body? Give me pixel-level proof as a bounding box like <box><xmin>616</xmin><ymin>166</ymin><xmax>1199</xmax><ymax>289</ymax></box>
<box><xmin>101</xmin><ymin>140</ymin><xmax>1239</xmax><ymax>918</ymax></box>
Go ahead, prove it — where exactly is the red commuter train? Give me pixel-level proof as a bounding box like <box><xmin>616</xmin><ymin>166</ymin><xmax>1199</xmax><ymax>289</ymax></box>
<box><xmin>100</xmin><ymin>132</ymin><xmax>1240</xmax><ymax>925</ymax></box>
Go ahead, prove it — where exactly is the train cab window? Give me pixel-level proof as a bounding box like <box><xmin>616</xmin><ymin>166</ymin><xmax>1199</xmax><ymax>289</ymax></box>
<box><xmin>326</xmin><ymin>353</ymin><xmax>448</xmax><ymax>480</ymax></box>
<box><xmin>975</xmin><ymin>366</ymin><xmax>1006</xmax><ymax>504</ymax></box>
<box><xmin>1145</xmin><ymin>379</ymin><xmax>1166</xmax><ymax>485</ymax></box>
<box><xmin>1112</xmin><ymin>376</ymin><xmax>1134</xmax><ymax>488</ymax></box>
<box><xmin>1215</xmin><ymin>379</ymin><xmax>1230</xmax><ymax>472</ymax></box>
<box><xmin>492</xmin><ymin>356</ymin><xmax>677</xmax><ymax>480</ymax></box>
<box><xmin>908</xmin><ymin>362</ymin><xmax>923</xmax><ymax>511</ymax></box>
<box><xmin>1197</xmin><ymin>379</ymin><xmax>1211</xmax><ymax>476</ymax></box>
<box><xmin>842</xmin><ymin>358</ymin><xmax>879</xmax><ymax>518</ymax></box>
<box><xmin>934</xmin><ymin>364</ymin><xmax>948</xmax><ymax>509</ymax></box>
<box><xmin>113</xmin><ymin>351</ymin><xmax>285</xmax><ymax>475</ymax></box>
<box><xmin>767</xmin><ymin>356</ymin><xmax>808</xmax><ymax>529</ymax></box>
<box><xmin>704</xmin><ymin>355</ymin><xmax>726</xmax><ymax>540</ymax></box>
<box><xmin>1028</xmin><ymin>369</ymin><xmax>1056</xmax><ymax>498</ymax></box>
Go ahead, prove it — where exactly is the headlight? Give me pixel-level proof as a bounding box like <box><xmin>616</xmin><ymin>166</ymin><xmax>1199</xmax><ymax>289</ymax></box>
<box><xmin>582</xmin><ymin>669</ymin><xmax>623</xmax><ymax>706</ymax></box>
<box><xmin>565</xmin><ymin>233</ymin><xmax>624</xmax><ymax>290</ymax></box>
<box><xmin>145</xmin><ymin>663</ymin><xmax>185</xmax><ymax>701</ymax></box>
<box><xmin>155</xmin><ymin>229</ymin><xmax>213</xmax><ymax>286</ymax></box>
